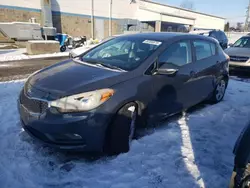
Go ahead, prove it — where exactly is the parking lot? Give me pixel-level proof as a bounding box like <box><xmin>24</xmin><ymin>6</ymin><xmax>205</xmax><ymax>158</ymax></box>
<box><xmin>2</xmin><ymin>0</ymin><xmax>250</xmax><ymax>186</ymax></box>
<box><xmin>0</xmin><ymin>75</ymin><xmax>250</xmax><ymax>188</ymax></box>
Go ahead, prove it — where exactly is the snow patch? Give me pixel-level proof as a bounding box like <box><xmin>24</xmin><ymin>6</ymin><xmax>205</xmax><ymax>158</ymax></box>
<box><xmin>28</xmin><ymin>40</ymin><xmax>59</xmax><ymax>44</ymax></box>
<box><xmin>0</xmin><ymin>79</ymin><xmax>250</xmax><ymax>187</ymax></box>
<box><xmin>0</xmin><ymin>49</ymin><xmax>69</xmax><ymax>62</ymax></box>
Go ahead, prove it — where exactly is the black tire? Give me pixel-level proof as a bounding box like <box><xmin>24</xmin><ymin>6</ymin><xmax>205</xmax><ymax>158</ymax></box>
<box><xmin>209</xmin><ymin>78</ymin><xmax>227</xmax><ymax>104</ymax></box>
<box><xmin>240</xmin><ymin>175</ymin><xmax>250</xmax><ymax>188</ymax></box>
<box><xmin>60</xmin><ymin>45</ymin><xmax>66</xmax><ymax>52</ymax></box>
<box><xmin>105</xmin><ymin>103</ymin><xmax>138</xmax><ymax>155</ymax></box>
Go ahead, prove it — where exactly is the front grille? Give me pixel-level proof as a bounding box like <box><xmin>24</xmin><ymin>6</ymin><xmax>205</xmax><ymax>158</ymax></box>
<box><xmin>20</xmin><ymin>90</ymin><xmax>48</xmax><ymax>114</ymax></box>
<box><xmin>230</xmin><ymin>56</ymin><xmax>249</xmax><ymax>62</ymax></box>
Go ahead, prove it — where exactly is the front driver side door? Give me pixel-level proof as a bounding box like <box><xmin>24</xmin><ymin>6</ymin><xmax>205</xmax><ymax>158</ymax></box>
<box><xmin>147</xmin><ymin>40</ymin><xmax>203</xmax><ymax>122</ymax></box>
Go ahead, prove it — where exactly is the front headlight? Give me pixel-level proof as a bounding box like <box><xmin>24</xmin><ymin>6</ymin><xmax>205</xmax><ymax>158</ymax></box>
<box><xmin>49</xmin><ymin>89</ymin><xmax>114</xmax><ymax>113</ymax></box>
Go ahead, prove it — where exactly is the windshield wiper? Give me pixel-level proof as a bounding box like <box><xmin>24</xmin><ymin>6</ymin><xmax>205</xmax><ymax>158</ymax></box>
<box><xmin>79</xmin><ymin>58</ymin><xmax>127</xmax><ymax>72</ymax></box>
<box><xmin>95</xmin><ymin>63</ymin><xmax>127</xmax><ymax>72</ymax></box>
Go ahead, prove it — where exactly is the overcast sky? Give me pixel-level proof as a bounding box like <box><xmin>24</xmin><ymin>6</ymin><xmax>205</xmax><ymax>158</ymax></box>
<box><xmin>155</xmin><ymin>0</ymin><xmax>248</xmax><ymax>24</ymax></box>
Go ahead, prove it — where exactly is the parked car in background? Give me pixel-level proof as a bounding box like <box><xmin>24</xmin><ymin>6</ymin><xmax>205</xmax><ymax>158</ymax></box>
<box><xmin>225</xmin><ymin>36</ymin><xmax>250</xmax><ymax>72</ymax></box>
<box><xmin>18</xmin><ymin>33</ymin><xmax>229</xmax><ymax>154</ymax></box>
<box><xmin>208</xmin><ymin>30</ymin><xmax>228</xmax><ymax>49</ymax></box>
<box><xmin>190</xmin><ymin>30</ymin><xmax>228</xmax><ymax>49</ymax></box>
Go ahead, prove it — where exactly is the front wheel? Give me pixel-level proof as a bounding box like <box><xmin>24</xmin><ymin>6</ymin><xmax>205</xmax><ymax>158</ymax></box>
<box><xmin>230</xmin><ymin>168</ymin><xmax>250</xmax><ymax>188</ymax></box>
<box><xmin>209</xmin><ymin>78</ymin><xmax>227</xmax><ymax>103</ymax></box>
<box><xmin>241</xmin><ymin>175</ymin><xmax>250</xmax><ymax>188</ymax></box>
<box><xmin>60</xmin><ymin>45</ymin><xmax>66</xmax><ymax>52</ymax></box>
<box><xmin>105</xmin><ymin>103</ymin><xmax>138</xmax><ymax>155</ymax></box>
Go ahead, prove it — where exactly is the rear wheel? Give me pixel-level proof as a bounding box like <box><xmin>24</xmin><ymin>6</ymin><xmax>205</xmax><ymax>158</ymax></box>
<box><xmin>209</xmin><ymin>78</ymin><xmax>227</xmax><ymax>103</ymax></box>
<box><xmin>105</xmin><ymin>103</ymin><xmax>138</xmax><ymax>155</ymax></box>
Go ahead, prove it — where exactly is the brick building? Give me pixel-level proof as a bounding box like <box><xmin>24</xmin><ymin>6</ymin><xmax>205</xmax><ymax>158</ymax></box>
<box><xmin>0</xmin><ymin>0</ymin><xmax>225</xmax><ymax>40</ymax></box>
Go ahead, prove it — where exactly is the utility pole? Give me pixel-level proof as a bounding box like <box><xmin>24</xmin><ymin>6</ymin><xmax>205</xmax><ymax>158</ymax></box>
<box><xmin>91</xmin><ymin>0</ymin><xmax>94</xmax><ymax>39</ymax></box>
<box><xmin>244</xmin><ymin>0</ymin><xmax>250</xmax><ymax>32</ymax></box>
<box><xmin>109</xmin><ymin>0</ymin><xmax>112</xmax><ymax>36</ymax></box>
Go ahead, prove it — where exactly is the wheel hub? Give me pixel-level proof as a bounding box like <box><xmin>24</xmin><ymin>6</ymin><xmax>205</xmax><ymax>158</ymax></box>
<box><xmin>128</xmin><ymin>106</ymin><xmax>136</xmax><ymax>144</ymax></box>
<box><xmin>216</xmin><ymin>80</ymin><xmax>226</xmax><ymax>101</ymax></box>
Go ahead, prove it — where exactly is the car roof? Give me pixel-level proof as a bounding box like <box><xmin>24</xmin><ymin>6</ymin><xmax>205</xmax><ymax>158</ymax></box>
<box><xmin>241</xmin><ymin>35</ymin><xmax>250</xmax><ymax>38</ymax></box>
<box><xmin>117</xmin><ymin>32</ymin><xmax>217</xmax><ymax>43</ymax></box>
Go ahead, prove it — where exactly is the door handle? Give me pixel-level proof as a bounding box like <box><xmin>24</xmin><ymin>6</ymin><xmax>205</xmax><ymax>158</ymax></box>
<box><xmin>190</xmin><ymin>71</ymin><xmax>197</xmax><ymax>77</ymax></box>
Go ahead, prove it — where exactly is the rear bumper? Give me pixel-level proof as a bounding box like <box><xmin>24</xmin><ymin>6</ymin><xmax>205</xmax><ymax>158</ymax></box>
<box><xmin>18</xmin><ymin>101</ymin><xmax>112</xmax><ymax>152</ymax></box>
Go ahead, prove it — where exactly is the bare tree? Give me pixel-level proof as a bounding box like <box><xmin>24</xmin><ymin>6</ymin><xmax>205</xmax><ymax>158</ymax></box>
<box><xmin>236</xmin><ymin>22</ymin><xmax>244</xmax><ymax>32</ymax></box>
<box><xmin>180</xmin><ymin>0</ymin><xmax>195</xmax><ymax>10</ymax></box>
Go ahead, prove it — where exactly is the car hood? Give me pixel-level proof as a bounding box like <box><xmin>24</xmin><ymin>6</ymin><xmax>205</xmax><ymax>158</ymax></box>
<box><xmin>28</xmin><ymin>59</ymin><xmax>126</xmax><ymax>98</ymax></box>
<box><xmin>224</xmin><ymin>47</ymin><xmax>250</xmax><ymax>57</ymax></box>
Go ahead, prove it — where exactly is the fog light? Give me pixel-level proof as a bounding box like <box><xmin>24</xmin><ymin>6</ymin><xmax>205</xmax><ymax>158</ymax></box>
<box><xmin>45</xmin><ymin>133</ymin><xmax>83</xmax><ymax>142</ymax></box>
<box><xmin>65</xmin><ymin>134</ymin><xmax>82</xmax><ymax>140</ymax></box>
<box><xmin>50</xmin><ymin>107</ymin><xmax>60</xmax><ymax>114</ymax></box>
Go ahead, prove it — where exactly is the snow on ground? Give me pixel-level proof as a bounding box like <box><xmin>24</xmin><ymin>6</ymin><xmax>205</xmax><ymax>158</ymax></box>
<box><xmin>0</xmin><ymin>48</ymin><xmax>26</xmax><ymax>56</ymax></box>
<box><xmin>0</xmin><ymin>79</ymin><xmax>250</xmax><ymax>188</ymax></box>
<box><xmin>0</xmin><ymin>48</ymin><xmax>69</xmax><ymax>62</ymax></box>
<box><xmin>0</xmin><ymin>44</ymin><xmax>97</xmax><ymax>62</ymax></box>
<box><xmin>231</xmin><ymin>76</ymin><xmax>250</xmax><ymax>83</ymax></box>
<box><xmin>0</xmin><ymin>49</ymin><xmax>19</xmax><ymax>55</ymax></box>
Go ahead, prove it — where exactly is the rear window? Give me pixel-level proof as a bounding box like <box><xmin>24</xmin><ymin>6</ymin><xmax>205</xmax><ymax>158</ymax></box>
<box><xmin>194</xmin><ymin>40</ymin><xmax>216</xmax><ymax>60</ymax></box>
<box><xmin>209</xmin><ymin>31</ymin><xmax>227</xmax><ymax>42</ymax></box>
<box><xmin>220</xmin><ymin>32</ymin><xmax>228</xmax><ymax>40</ymax></box>
<box><xmin>209</xmin><ymin>31</ymin><xmax>220</xmax><ymax>39</ymax></box>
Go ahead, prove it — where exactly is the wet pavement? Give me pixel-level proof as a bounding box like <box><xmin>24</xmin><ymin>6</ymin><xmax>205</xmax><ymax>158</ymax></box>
<box><xmin>0</xmin><ymin>49</ymin><xmax>17</xmax><ymax>55</ymax></box>
<box><xmin>0</xmin><ymin>57</ymin><xmax>68</xmax><ymax>81</ymax></box>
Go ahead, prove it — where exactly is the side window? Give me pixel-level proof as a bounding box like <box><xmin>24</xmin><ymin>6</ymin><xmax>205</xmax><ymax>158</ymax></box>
<box><xmin>158</xmin><ymin>41</ymin><xmax>192</xmax><ymax>67</ymax></box>
<box><xmin>210</xmin><ymin>42</ymin><xmax>216</xmax><ymax>55</ymax></box>
<box><xmin>194</xmin><ymin>40</ymin><xmax>215</xmax><ymax>61</ymax></box>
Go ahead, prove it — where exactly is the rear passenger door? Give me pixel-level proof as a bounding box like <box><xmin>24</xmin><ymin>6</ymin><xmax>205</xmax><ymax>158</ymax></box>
<box><xmin>192</xmin><ymin>40</ymin><xmax>218</xmax><ymax>100</ymax></box>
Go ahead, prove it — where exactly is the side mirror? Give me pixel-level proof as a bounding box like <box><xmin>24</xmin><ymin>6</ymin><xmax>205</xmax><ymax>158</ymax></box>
<box><xmin>229</xmin><ymin>43</ymin><xmax>233</xmax><ymax>47</ymax></box>
<box><xmin>157</xmin><ymin>63</ymin><xmax>179</xmax><ymax>76</ymax></box>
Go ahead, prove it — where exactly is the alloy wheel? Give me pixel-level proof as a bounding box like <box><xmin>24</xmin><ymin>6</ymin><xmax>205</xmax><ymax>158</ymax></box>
<box><xmin>216</xmin><ymin>79</ymin><xmax>226</xmax><ymax>101</ymax></box>
<box><xmin>128</xmin><ymin>106</ymin><xmax>137</xmax><ymax>145</ymax></box>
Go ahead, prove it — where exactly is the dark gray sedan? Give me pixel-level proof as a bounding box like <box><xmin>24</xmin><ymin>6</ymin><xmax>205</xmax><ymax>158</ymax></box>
<box><xmin>225</xmin><ymin>36</ymin><xmax>250</xmax><ymax>72</ymax></box>
<box><xmin>18</xmin><ymin>33</ymin><xmax>229</xmax><ymax>154</ymax></box>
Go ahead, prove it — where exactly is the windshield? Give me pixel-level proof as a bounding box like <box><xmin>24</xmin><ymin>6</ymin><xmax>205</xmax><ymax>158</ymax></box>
<box><xmin>233</xmin><ymin>37</ymin><xmax>250</xmax><ymax>48</ymax></box>
<box><xmin>81</xmin><ymin>37</ymin><xmax>163</xmax><ymax>71</ymax></box>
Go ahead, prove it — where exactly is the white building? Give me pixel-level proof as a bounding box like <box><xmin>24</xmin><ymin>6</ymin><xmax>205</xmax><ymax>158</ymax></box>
<box><xmin>0</xmin><ymin>0</ymin><xmax>225</xmax><ymax>39</ymax></box>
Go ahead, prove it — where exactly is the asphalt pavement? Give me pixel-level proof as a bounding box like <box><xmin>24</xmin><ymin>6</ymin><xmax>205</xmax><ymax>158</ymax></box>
<box><xmin>0</xmin><ymin>57</ymin><xmax>68</xmax><ymax>81</ymax></box>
